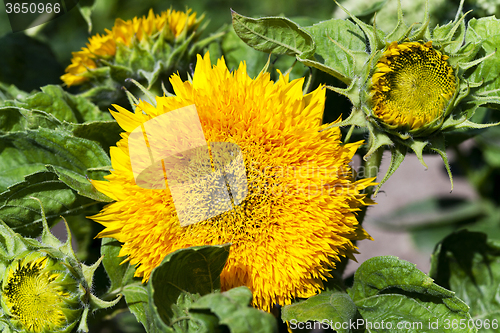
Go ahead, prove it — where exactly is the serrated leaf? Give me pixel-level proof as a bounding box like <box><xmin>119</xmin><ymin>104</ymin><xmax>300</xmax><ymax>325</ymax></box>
<box><xmin>219</xmin><ymin>28</ymin><xmax>271</xmax><ymax>79</ymax></box>
<box><xmin>147</xmin><ymin>244</ymin><xmax>231</xmax><ymax>326</ymax></box>
<box><xmin>0</xmin><ymin>83</ymin><xmax>27</xmax><ymax>102</ymax></box>
<box><xmin>0</xmin><ymin>106</ymin><xmax>63</xmax><ymax>133</ymax></box>
<box><xmin>190</xmin><ymin>286</ymin><xmax>277</xmax><ymax>333</ymax></box>
<box><xmin>231</xmin><ymin>11</ymin><xmax>315</xmax><ymax>58</ymax></box>
<box><xmin>430</xmin><ymin>230</ymin><xmax>500</xmax><ymax>333</ymax></box>
<box><xmin>348</xmin><ymin>256</ymin><xmax>475</xmax><ymax>333</ymax></box>
<box><xmin>465</xmin><ymin>17</ymin><xmax>500</xmax><ymax>107</ymax></box>
<box><xmin>0</xmin><ymin>128</ymin><xmax>111</xmax><ymax>195</ymax></box>
<box><xmin>70</xmin><ymin>120</ymin><xmax>122</xmax><ymax>151</ymax></box>
<box><xmin>12</xmin><ymin>85</ymin><xmax>112</xmax><ymax>122</ymax></box>
<box><xmin>0</xmin><ymin>171</ymin><xmax>96</xmax><ymax>236</ymax></box>
<box><xmin>303</xmin><ymin>19</ymin><xmax>368</xmax><ymax>84</ymax></box>
<box><xmin>282</xmin><ymin>291</ymin><xmax>356</xmax><ymax>333</ymax></box>
<box><xmin>121</xmin><ymin>284</ymin><xmax>162</xmax><ymax>333</ymax></box>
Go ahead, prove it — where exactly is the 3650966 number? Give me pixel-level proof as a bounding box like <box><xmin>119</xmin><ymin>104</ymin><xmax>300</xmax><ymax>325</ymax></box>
<box><xmin>5</xmin><ymin>2</ymin><xmax>61</xmax><ymax>14</ymax></box>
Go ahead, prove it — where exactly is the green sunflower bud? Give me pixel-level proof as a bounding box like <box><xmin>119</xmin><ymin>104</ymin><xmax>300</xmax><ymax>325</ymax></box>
<box><xmin>0</xmin><ymin>198</ymin><xmax>120</xmax><ymax>332</ymax></box>
<box><xmin>309</xmin><ymin>0</ymin><xmax>500</xmax><ymax>193</ymax></box>
<box><xmin>61</xmin><ymin>8</ymin><xmax>223</xmax><ymax>107</ymax></box>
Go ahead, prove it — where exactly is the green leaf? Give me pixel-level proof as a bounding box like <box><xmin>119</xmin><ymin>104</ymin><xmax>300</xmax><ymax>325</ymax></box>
<box><xmin>0</xmin><ymin>83</ymin><xmax>28</xmax><ymax>102</ymax></box>
<box><xmin>231</xmin><ymin>11</ymin><xmax>315</xmax><ymax>58</ymax></box>
<box><xmin>0</xmin><ymin>106</ymin><xmax>63</xmax><ymax>133</ymax></box>
<box><xmin>70</xmin><ymin>120</ymin><xmax>122</xmax><ymax>153</ymax></box>
<box><xmin>219</xmin><ymin>28</ymin><xmax>271</xmax><ymax>79</ymax></box>
<box><xmin>101</xmin><ymin>237</ymin><xmax>138</xmax><ymax>295</ymax></box>
<box><xmin>282</xmin><ymin>291</ymin><xmax>356</xmax><ymax>333</ymax></box>
<box><xmin>11</xmin><ymin>85</ymin><xmax>112</xmax><ymax>123</ymax></box>
<box><xmin>0</xmin><ymin>171</ymin><xmax>96</xmax><ymax>236</ymax></box>
<box><xmin>122</xmin><ymin>284</ymin><xmax>162</xmax><ymax>333</ymax></box>
<box><xmin>0</xmin><ymin>128</ymin><xmax>111</xmax><ymax>195</ymax></box>
<box><xmin>430</xmin><ymin>230</ymin><xmax>500</xmax><ymax>333</ymax></box>
<box><xmin>190</xmin><ymin>286</ymin><xmax>278</xmax><ymax>333</ymax></box>
<box><xmin>348</xmin><ymin>256</ymin><xmax>475</xmax><ymax>333</ymax></box>
<box><xmin>147</xmin><ymin>244</ymin><xmax>231</xmax><ymax>326</ymax></box>
<box><xmin>303</xmin><ymin>19</ymin><xmax>368</xmax><ymax>84</ymax></box>
<box><xmin>465</xmin><ymin>17</ymin><xmax>500</xmax><ymax>107</ymax></box>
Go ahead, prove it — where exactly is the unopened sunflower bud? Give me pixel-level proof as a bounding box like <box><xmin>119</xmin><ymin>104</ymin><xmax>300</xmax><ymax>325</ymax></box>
<box><xmin>321</xmin><ymin>0</ymin><xmax>500</xmax><ymax>193</ymax></box>
<box><xmin>1</xmin><ymin>251</ymin><xmax>83</xmax><ymax>333</ymax></box>
<box><xmin>60</xmin><ymin>8</ymin><xmax>221</xmax><ymax>107</ymax></box>
<box><xmin>0</xmin><ymin>198</ymin><xmax>120</xmax><ymax>332</ymax></box>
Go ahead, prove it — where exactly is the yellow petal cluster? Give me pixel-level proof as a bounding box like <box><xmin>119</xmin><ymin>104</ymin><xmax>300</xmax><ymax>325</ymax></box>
<box><xmin>370</xmin><ymin>41</ymin><xmax>456</xmax><ymax>130</ymax></box>
<box><xmin>2</xmin><ymin>256</ymin><xmax>67</xmax><ymax>332</ymax></box>
<box><xmin>90</xmin><ymin>52</ymin><xmax>375</xmax><ymax>312</ymax></box>
<box><xmin>61</xmin><ymin>9</ymin><xmax>200</xmax><ymax>87</ymax></box>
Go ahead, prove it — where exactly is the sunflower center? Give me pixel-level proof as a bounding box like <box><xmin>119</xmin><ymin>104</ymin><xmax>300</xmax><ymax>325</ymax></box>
<box><xmin>370</xmin><ymin>41</ymin><xmax>456</xmax><ymax>130</ymax></box>
<box><xmin>2</xmin><ymin>257</ymin><xmax>66</xmax><ymax>332</ymax></box>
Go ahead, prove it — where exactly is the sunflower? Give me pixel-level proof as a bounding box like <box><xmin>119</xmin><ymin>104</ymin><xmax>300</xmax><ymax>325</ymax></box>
<box><xmin>370</xmin><ymin>41</ymin><xmax>456</xmax><ymax>131</ymax></box>
<box><xmin>90</xmin><ymin>52</ymin><xmax>375</xmax><ymax>312</ymax></box>
<box><xmin>0</xmin><ymin>252</ymin><xmax>83</xmax><ymax>333</ymax></box>
<box><xmin>60</xmin><ymin>8</ymin><xmax>203</xmax><ymax>87</ymax></box>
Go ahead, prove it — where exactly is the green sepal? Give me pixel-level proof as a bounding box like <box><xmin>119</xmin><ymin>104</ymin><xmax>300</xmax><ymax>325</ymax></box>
<box><xmin>429</xmin><ymin>135</ymin><xmax>454</xmax><ymax>192</ymax></box>
<box><xmin>0</xmin><ymin>200</ymin><xmax>113</xmax><ymax>333</ymax></box>
<box><xmin>374</xmin><ymin>143</ymin><xmax>406</xmax><ymax>196</ymax></box>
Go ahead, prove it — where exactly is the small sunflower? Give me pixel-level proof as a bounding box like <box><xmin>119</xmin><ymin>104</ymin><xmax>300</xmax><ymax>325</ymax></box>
<box><xmin>0</xmin><ymin>202</ymin><xmax>120</xmax><ymax>333</ymax></box>
<box><xmin>89</xmin><ymin>52</ymin><xmax>375</xmax><ymax>312</ymax></box>
<box><xmin>61</xmin><ymin>8</ymin><xmax>216</xmax><ymax>106</ymax></box>
<box><xmin>291</xmin><ymin>0</ymin><xmax>500</xmax><ymax>193</ymax></box>
<box><xmin>1</xmin><ymin>253</ymin><xmax>80</xmax><ymax>333</ymax></box>
<box><xmin>370</xmin><ymin>41</ymin><xmax>456</xmax><ymax>131</ymax></box>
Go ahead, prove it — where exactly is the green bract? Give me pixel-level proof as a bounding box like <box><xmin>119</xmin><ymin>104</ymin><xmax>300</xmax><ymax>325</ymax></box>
<box><xmin>232</xmin><ymin>0</ymin><xmax>500</xmax><ymax>193</ymax></box>
<box><xmin>0</xmin><ymin>199</ymin><xmax>120</xmax><ymax>332</ymax></box>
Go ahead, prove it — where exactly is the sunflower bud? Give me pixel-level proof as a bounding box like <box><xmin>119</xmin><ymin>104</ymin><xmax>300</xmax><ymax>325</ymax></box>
<box><xmin>313</xmin><ymin>0</ymin><xmax>500</xmax><ymax>193</ymax></box>
<box><xmin>0</xmin><ymin>199</ymin><xmax>120</xmax><ymax>332</ymax></box>
<box><xmin>1</xmin><ymin>251</ymin><xmax>83</xmax><ymax>333</ymax></box>
<box><xmin>61</xmin><ymin>8</ymin><xmax>221</xmax><ymax>106</ymax></box>
<box><xmin>370</xmin><ymin>41</ymin><xmax>457</xmax><ymax>132</ymax></box>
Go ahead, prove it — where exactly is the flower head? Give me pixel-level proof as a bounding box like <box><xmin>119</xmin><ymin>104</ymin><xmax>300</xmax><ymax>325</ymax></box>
<box><xmin>370</xmin><ymin>41</ymin><xmax>456</xmax><ymax>131</ymax></box>
<box><xmin>61</xmin><ymin>8</ymin><xmax>209</xmax><ymax>104</ymax></box>
<box><xmin>315</xmin><ymin>0</ymin><xmax>500</xmax><ymax>193</ymax></box>
<box><xmin>1</xmin><ymin>252</ymin><xmax>82</xmax><ymax>333</ymax></box>
<box><xmin>0</xmin><ymin>201</ymin><xmax>120</xmax><ymax>333</ymax></box>
<box><xmin>90</xmin><ymin>52</ymin><xmax>375</xmax><ymax>311</ymax></box>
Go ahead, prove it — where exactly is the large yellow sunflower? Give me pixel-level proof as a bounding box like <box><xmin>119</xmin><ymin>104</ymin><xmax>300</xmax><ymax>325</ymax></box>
<box><xmin>90</xmin><ymin>52</ymin><xmax>375</xmax><ymax>312</ymax></box>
